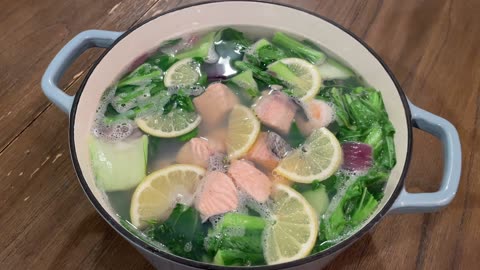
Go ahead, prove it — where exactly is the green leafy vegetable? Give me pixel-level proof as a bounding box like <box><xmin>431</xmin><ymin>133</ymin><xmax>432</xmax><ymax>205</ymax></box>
<box><xmin>205</xmin><ymin>213</ymin><xmax>266</xmax><ymax>266</ymax></box>
<box><xmin>175</xmin><ymin>32</ymin><xmax>217</xmax><ymax>60</ymax></box>
<box><xmin>245</xmin><ymin>42</ymin><xmax>288</xmax><ymax>68</ymax></box>
<box><xmin>233</xmin><ymin>61</ymin><xmax>283</xmax><ymax>86</ymax></box>
<box><xmin>117</xmin><ymin>63</ymin><xmax>163</xmax><ymax>88</ymax></box>
<box><xmin>120</xmin><ymin>219</ymin><xmax>166</xmax><ymax>251</ymax></box>
<box><xmin>146</xmin><ymin>204</ymin><xmax>208</xmax><ymax>261</ymax></box>
<box><xmin>115</xmin><ymin>84</ymin><xmax>166</xmax><ymax>107</ymax></box>
<box><xmin>228</xmin><ymin>70</ymin><xmax>260</xmax><ymax>98</ymax></box>
<box><xmin>267</xmin><ymin>60</ymin><xmax>307</xmax><ymax>90</ymax></box>
<box><xmin>146</xmin><ymin>54</ymin><xmax>177</xmax><ymax>70</ymax></box>
<box><xmin>272</xmin><ymin>32</ymin><xmax>326</xmax><ymax>64</ymax></box>
<box><xmin>257</xmin><ymin>45</ymin><xmax>288</xmax><ymax>65</ymax></box>
<box><xmin>317</xmin><ymin>58</ymin><xmax>355</xmax><ymax>80</ymax></box>
<box><xmin>286</xmin><ymin>122</ymin><xmax>305</xmax><ymax>148</ymax></box>
<box><xmin>178</xmin><ymin>128</ymin><xmax>199</xmax><ymax>142</ymax></box>
<box><xmin>103</xmin><ymin>91</ymin><xmax>171</xmax><ymax>124</ymax></box>
<box><xmin>213</xmin><ymin>249</ymin><xmax>264</xmax><ymax>266</ymax></box>
<box><xmin>217</xmin><ymin>27</ymin><xmax>252</xmax><ymax>52</ymax></box>
<box><xmin>318</xmin><ymin>80</ymin><xmax>396</xmax><ymax>169</ymax></box>
<box><xmin>148</xmin><ymin>136</ymin><xmax>163</xmax><ymax>160</ymax></box>
<box><xmin>163</xmin><ymin>93</ymin><xmax>195</xmax><ymax>115</ymax></box>
<box><xmin>319</xmin><ymin>168</ymin><xmax>388</xmax><ymax>245</ymax></box>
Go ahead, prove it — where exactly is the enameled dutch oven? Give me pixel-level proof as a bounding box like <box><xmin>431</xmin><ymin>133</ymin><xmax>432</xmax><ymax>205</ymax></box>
<box><xmin>41</xmin><ymin>1</ymin><xmax>462</xmax><ymax>269</ymax></box>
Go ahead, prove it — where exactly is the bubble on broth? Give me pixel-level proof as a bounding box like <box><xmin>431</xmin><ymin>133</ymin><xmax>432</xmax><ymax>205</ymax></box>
<box><xmin>183</xmin><ymin>241</ymin><xmax>193</xmax><ymax>252</ymax></box>
<box><xmin>136</xmin><ymin>88</ymin><xmax>152</xmax><ymax>103</ymax></box>
<box><xmin>188</xmin><ymin>85</ymin><xmax>206</xmax><ymax>96</ymax></box>
<box><xmin>92</xmin><ymin>86</ymin><xmax>136</xmax><ymax>141</ymax></box>
<box><xmin>323</xmin><ymin>174</ymin><xmax>360</xmax><ymax>220</ymax></box>
<box><xmin>208</xmin><ymin>214</ymin><xmax>225</xmax><ymax>229</ymax></box>
<box><xmin>111</xmin><ymin>98</ymin><xmax>136</xmax><ymax>113</ymax></box>
<box><xmin>93</xmin><ymin>120</ymin><xmax>135</xmax><ymax>142</ymax></box>
<box><xmin>168</xmin><ymin>85</ymin><xmax>205</xmax><ymax>97</ymax></box>
<box><xmin>167</xmin><ymin>85</ymin><xmax>182</xmax><ymax>95</ymax></box>
<box><xmin>237</xmin><ymin>191</ymin><xmax>272</xmax><ymax>220</ymax></box>
<box><xmin>207</xmin><ymin>153</ymin><xmax>228</xmax><ymax>173</ymax></box>
<box><xmin>340</xmin><ymin>168</ymin><xmax>368</xmax><ymax>178</ymax></box>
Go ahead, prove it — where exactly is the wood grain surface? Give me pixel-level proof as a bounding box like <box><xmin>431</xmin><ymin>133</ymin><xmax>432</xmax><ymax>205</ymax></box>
<box><xmin>0</xmin><ymin>0</ymin><xmax>478</xmax><ymax>269</ymax></box>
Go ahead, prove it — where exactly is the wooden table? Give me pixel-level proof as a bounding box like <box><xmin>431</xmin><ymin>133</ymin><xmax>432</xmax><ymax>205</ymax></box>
<box><xmin>1</xmin><ymin>0</ymin><xmax>478</xmax><ymax>269</ymax></box>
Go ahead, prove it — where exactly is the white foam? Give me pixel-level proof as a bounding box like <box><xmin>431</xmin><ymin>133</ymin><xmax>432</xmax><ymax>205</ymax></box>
<box><xmin>92</xmin><ymin>86</ymin><xmax>136</xmax><ymax>142</ymax></box>
<box><xmin>340</xmin><ymin>169</ymin><xmax>367</xmax><ymax>177</ymax></box>
<box><xmin>208</xmin><ymin>214</ymin><xmax>225</xmax><ymax>229</ymax></box>
<box><xmin>323</xmin><ymin>174</ymin><xmax>359</xmax><ymax>219</ymax></box>
<box><xmin>237</xmin><ymin>191</ymin><xmax>272</xmax><ymax>220</ymax></box>
<box><xmin>93</xmin><ymin>120</ymin><xmax>135</xmax><ymax>142</ymax></box>
<box><xmin>168</xmin><ymin>85</ymin><xmax>205</xmax><ymax>97</ymax></box>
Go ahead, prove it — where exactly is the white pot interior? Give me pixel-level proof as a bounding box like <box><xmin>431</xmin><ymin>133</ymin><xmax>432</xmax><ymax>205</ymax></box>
<box><xmin>73</xmin><ymin>0</ymin><xmax>409</xmax><ymax>256</ymax></box>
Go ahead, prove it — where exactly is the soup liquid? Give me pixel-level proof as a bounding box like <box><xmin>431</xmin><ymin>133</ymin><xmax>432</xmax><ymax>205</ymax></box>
<box><xmin>93</xmin><ymin>26</ymin><xmax>394</xmax><ymax>266</ymax></box>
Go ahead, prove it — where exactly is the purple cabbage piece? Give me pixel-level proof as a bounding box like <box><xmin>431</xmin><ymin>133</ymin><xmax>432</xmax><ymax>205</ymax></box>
<box><xmin>341</xmin><ymin>142</ymin><xmax>373</xmax><ymax>171</ymax></box>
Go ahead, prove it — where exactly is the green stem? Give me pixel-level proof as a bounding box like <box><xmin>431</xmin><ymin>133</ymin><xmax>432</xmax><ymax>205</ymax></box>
<box><xmin>272</xmin><ymin>32</ymin><xmax>326</xmax><ymax>64</ymax></box>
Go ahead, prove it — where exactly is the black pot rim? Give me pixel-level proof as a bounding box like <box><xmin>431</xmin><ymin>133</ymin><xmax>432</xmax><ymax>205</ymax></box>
<box><xmin>69</xmin><ymin>1</ymin><xmax>413</xmax><ymax>269</ymax></box>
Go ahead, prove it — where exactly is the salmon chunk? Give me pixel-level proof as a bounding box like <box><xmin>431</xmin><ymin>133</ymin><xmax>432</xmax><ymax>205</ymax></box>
<box><xmin>247</xmin><ymin>132</ymin><xmax>279</xmax><ymax>171</ymax></box>
<box><xmin>295</xmin><ymin>99</ymin><xmax>334</xmax><ymax>136</ymax></box>
<box><xmin>195</xmin><ymin>171</ymin><xmax>239</xmax><ymax>219</ymax></box>
<box><xmin>228</xmin><ymin>160</ymin><xmax>272</xmax><ymax>203</ymax></box>
<box><xmin>202</xmin><ymin>127</ymin><xmax>228</xmax><ymax>153</ymax></box>
<box><xmin>193</xmin><ymin>83</ymin><xmax>239</xmax><ymax>127</ymax></box>
<box><xmin>176</xmin><ymin>138</ymin><xmax>215</xmax><ymax>168</ymax></box>
<box><xmin>253</xmin><ymin>91</ymin><xmax>297</xmax><ymax>134</ymax></box>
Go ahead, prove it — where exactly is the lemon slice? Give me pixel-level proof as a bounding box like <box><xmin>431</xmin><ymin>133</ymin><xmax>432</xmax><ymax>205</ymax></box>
<box><xmin>268</xmin><ymin>58</ymin><xmax>322</xmax><ymax>101</ymax></box>
<box><xmin>263</xmin><ymin>183</ymin><xmax>319</xmax><ymax>265</ymax></box>
<box><xmin>164</xmin><ymin>58</ymin><xmax>201</xmax><ymax>87</ymax></box>
<box><xmin>274</xmin><ymin>127</ymin><xmax>342</xmax><ymax>183</ymax></box>
<box><xmin>226</xmin><ymin>105</ymin><xmax>261</xmax><ymax>159</ymax></box>
<box><xmin>135</xmin><ymin>108</ymin><xmax>201</xmax><ymax>138</ymax></box>
<box><xmin>130</xmin><ymin>164</ymin><xmax>206</xmax><ymax>228</ymax></box>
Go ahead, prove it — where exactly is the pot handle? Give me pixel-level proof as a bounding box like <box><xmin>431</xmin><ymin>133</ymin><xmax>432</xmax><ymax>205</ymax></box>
<box><xmin>41</xmin><ymin>30</ymin><xmax>123</xmax><ymax>114</ymax></box>
<box><xmin>389</xmin><ymin>101</ymin><xmax>461</xmax><ymax>214</ymax></box>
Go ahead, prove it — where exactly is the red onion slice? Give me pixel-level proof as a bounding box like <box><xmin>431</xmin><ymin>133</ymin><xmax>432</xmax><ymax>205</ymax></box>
<box><xmin>341</xmin><ymin>142</ymin><xmax>373</xmax><ymax>171</ymax></box>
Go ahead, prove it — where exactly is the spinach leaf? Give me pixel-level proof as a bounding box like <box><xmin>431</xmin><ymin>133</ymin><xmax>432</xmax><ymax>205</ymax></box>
<box><xmin>255</xmin><ymin>45</ymin><xmax>288</xmax><ymax>68</ymax></box>
<box><xmin>286</xmin><ymin>122</ymin><xmax>305</xmax><ymax>148</ymax></box>
<box><xmin>146</xmin><ymin>204</ymin><xmax>208</xmax><ymax>260</ymax></box>
<box><xmin>163</xmin><ymin>93</ymin><xmax>195</xmax><ymax>115</ymax></box>
<box><xmin>146</xmin><ymin>54</ymin><xmax>177</xmax><ymax>70</ymax></box>
<box><xmin>320</xmin><ymin>168</ymin><xmax>388</xmax><ymax>242</ymax></box>
<box><xmin>217</xmin><ymin>28</ymin><xmax>252</xmax><ymax>52</ymax></box>
<box><xmin>117</xmin><ymin>63</ymin><xmax>163</xmax><ymax>88</ymax></box>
